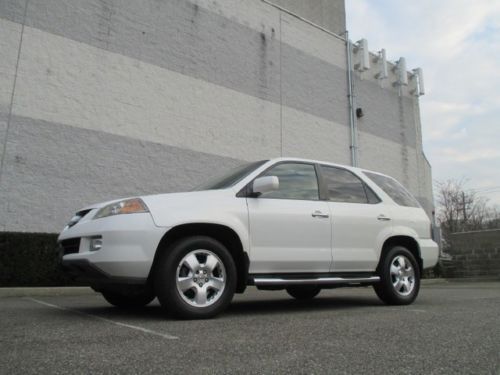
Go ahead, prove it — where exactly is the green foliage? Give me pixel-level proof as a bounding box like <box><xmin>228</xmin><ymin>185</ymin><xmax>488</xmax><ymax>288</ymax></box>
<box><xmin>0</xmin><ymin>232</ymin><xmax>80</xmax><ymax>287</ymax></box>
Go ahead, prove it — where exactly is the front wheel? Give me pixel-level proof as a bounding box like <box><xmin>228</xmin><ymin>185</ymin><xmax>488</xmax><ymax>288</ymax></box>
<box><xmin>373</xmin><ymin>246</ymin><xmax>420</xmax><ymax>305</ymax></box>
<box><xmin>154</xmin><ymin>236</ymin><xmax>236</xmax><ymax>319</ymax></box>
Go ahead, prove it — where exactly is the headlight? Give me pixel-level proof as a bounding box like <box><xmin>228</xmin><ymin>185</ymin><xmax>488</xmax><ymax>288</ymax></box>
<box><xmin>93</xmin><ymin>198</ymin><xmax>149</xmax><ymax>220</ymax></box>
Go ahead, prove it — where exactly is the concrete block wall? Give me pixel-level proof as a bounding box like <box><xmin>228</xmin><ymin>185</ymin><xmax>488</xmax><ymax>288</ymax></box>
<box><xmin>441</xmin><ymin>230</ymin><xmax>500</xmax><ymax>278</ymax></box>
<box><xmin>0</xmin><ymin>0</ymin><xmax>433</xmax><ymax>233</ymax></box>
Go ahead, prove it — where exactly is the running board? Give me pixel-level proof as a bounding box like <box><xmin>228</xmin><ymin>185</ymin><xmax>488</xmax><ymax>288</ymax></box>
<box><xmin>252</xmin><ymin>276</ymin><xmax>380</xmax><ymax>286</ymax></box>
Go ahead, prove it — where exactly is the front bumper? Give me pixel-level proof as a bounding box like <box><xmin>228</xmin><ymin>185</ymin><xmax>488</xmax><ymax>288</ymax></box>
<box><xmin>60</xmin><ymin>259</ymin><xmax>148</xmax><ymax>285</ymax></box>
<box><xmin>58</xmin><ymin>211</ymin><xmax>168</xmax><ymax>282</ymax></box>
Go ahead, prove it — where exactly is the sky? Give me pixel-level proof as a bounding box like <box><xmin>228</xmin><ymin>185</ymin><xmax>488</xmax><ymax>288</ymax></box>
<box><xmin>345</xmin><ymin>0</ymin><xmax>500</xmax><ymax>206</ymax></box>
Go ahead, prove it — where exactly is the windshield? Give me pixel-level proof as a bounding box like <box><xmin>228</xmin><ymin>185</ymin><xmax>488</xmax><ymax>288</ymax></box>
<box><xmin>194</xmin><ymin>160</ymin><xmax>268</xmax><ymax>191</ymax></box>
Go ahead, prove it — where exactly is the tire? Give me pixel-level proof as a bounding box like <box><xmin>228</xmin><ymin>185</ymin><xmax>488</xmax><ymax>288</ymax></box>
<box><xmin>154</xmin><ymin>236</ymin><xmax>237</xmax><ymax>319</ymax></box>
<box><xmin>101</xmin><ymin>289</ymin><xmax>155</xmax><ymax>308</ymax></box>
<box><xmin>373</xmin><ymin>246</ymin><xmax>420</xmax><ymax>305</ymax></box>
<box><xmin>286</xmin><ymin>286</ymin><xmax>321</xmax><ymax>300</ymax></box>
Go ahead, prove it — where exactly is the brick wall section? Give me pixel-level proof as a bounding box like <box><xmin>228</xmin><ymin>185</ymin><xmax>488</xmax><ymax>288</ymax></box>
<box><xmin>441</xmin><ymin>230</ymin><xmax>500</xmax><ymax>278</ymax></box>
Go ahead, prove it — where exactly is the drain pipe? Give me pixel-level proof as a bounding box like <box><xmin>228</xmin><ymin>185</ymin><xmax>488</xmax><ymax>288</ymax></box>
<box><xmin>345</xmin><ymin>31</ymin><xmax>358</xmax><ymax>167</ymax></box>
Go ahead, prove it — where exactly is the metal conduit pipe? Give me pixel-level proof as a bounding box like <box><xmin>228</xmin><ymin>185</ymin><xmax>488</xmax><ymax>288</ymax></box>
<box><xmin>345</xmin><ymin>31</ymin><xmax>358</xmax><ymax>167</ymax></box>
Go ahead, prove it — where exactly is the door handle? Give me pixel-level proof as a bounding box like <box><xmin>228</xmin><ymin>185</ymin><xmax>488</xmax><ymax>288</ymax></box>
<box><xmin>312</xmin><ymin>210</ymin><xmax>329</xmax><ymax>218</ymax></box>
<box><xmin>377</xmin><ymin>214</ymin><xmax>391</xmax><ymax>221</ymax></box>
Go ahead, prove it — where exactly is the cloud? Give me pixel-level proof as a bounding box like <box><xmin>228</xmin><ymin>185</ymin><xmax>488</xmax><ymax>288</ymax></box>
<box><xmin>440</xmin><ymin>148</ymin><xmax>500</xmax><ymax>163</ymax></box>
<box><xmin>422</xmin><ymin>101</ymin><xmax>485</xmax><ymax>141</ymax></box>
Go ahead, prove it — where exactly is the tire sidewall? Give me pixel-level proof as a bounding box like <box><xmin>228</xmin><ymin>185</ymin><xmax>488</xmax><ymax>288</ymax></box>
<box><xmin>378</xmin><ymin>246</ymin><xmax>420</xmax><ymax>304</ymax></box>
<box><xmin>155</xmin><ymin>236</ymin><xmax>237</xmax><ymax>319</ymax></box>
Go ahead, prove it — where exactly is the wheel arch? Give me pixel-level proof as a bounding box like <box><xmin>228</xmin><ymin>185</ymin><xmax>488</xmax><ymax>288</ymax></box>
<box><xmin>377</xmin><ymin>235</ymin><xmax>423</xmax><ymax>275</ymax></box>
<box><xmin>148</xmin><ymin>223</ymin><xmax>249</xmax><ymax>293</ymax></box>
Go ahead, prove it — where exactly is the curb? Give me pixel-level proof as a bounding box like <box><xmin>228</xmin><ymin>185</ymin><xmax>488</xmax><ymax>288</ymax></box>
<box><xmin>421</xmin><ymin>278</ymin><xmax>500</xmax><ymax>285</ymax></box>
<box><xmin>0</xmin><ymin>287</ymin><xmax>96</xmax><ymax>298</ymax></box>
<box><xmin>442</xmin><ymin>277</ymin><xmax>500</xmax><ymax>283</ymax></box>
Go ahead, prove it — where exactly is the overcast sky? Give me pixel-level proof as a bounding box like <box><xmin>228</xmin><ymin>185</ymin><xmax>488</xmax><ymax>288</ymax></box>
<box><xmin>346</xmin><ymin>0</ymin><xmax>500</xmax><ymax>206</ymax></box>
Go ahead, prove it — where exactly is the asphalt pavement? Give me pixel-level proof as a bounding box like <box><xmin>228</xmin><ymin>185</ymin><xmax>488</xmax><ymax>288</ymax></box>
<box><xmin>1</xmin><ymin>281</ymin><xmax>499</xmax><ymax>374</ymax></box>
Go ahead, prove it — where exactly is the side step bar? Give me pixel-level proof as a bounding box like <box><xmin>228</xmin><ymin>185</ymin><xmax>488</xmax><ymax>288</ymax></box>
<box><xmin>253</xmin><ymin>276</ymin><xmax>380</xmax><ymax>286</ymax></box>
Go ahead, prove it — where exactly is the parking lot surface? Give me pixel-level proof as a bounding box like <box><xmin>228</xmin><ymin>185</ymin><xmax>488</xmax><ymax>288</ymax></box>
<box><xmin>1</xmin><ymin>281</ymin><xmax>499</xmax><ymax>374</ymax></box>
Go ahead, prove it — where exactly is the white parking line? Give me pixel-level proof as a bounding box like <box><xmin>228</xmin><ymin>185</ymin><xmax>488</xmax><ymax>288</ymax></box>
<box><xmin>384</xmin><ymin>308</ymin><xmax>427</xmax><ymax>313</ymax></box>
<box><xmin>26</xmin><ymin>297</ymin><xmax>179</xmax><ymax>340</ymax></box>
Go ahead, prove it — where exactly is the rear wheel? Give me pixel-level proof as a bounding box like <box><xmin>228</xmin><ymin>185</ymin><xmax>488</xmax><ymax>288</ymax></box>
<box><xmin>154</xmin><ymin>236</ymin><xmax>236</xmax><ymax>319</ymax></box>
<box><xmin>286</xmin><ymin>286</ymin><xmax>321</xmax><ymax>300</ymax></box>
<box><xmin>101</xmin><ymin>289</ymin><xmax>155</xmax><ymax>308</ymax></box>
<box><xmin>374</xmin><ymin>246</ymin><xmax>420</xmax><ymax>305</ymax></box>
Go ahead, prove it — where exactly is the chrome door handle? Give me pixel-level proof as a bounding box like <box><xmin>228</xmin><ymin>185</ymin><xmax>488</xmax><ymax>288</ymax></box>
<box><xmin>312</xmin><ymin>210</ymin><xmax>329</xmax><ymax>218</ymax></box>
<box><xmin>377</xmin><ymin>214</ymin><xmax>391</xmax><ymax>221</ymax></box>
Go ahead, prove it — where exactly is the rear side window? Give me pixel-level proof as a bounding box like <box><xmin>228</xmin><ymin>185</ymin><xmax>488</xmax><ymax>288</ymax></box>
<box><xmin>260</xmin><ymin>163</ymin><xmax>319</xmax><ymax>200</ymax></box>
<box><xmin>321</xmin><ymin>165</ymin><xmax>378</xmax><ymax>204</ymax></box>
<box><xmin>363</xmin><ymin>172</ymin><xmax>420</xmax><ymax>207</ymax></box>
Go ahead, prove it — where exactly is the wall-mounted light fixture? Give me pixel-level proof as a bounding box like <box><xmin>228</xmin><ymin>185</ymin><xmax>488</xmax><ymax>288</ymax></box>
<box><xmin>356</xmin><ymin>107</ymin><xmax>364</xmax><ymax>118</ymax></box>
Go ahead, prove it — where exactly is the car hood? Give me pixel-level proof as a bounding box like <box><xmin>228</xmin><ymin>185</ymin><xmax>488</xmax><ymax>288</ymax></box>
<box><xmin>141</xmin><ymin>189</ymin><xmax>243</xmax><ymax>228</ymax></box>
<box><xmin>73</xmin><ymin>189</ymin><xmax>240</xmax><ymax>228</ymax></box>
<box><xmin>142</xmin><ymin>188</ymin><xmax>230</xmax><ymax>209</ymax></box>
<box><xmin>80</xmin><ymin>189</ymin><xmax>233</xmax><ymax>211</ymax></box>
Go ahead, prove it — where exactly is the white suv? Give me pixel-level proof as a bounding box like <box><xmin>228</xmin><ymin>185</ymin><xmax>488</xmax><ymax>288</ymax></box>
<box><xmin>59</xmin><ymin>158</ymin><xmax>438</xmax><ymax>319</ymax></box>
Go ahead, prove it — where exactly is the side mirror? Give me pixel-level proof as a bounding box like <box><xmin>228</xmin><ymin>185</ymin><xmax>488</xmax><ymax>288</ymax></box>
<box><xmin>252</xmin><ymin>176</ymin><xmax>279</xmax><ymax>195</ymax></box>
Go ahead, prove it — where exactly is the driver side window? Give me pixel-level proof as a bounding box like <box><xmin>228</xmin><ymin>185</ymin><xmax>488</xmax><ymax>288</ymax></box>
<box><xmin>259</xmin><ymin>163</ymin><xmax>319</xmax><ymax>200</ymax></box>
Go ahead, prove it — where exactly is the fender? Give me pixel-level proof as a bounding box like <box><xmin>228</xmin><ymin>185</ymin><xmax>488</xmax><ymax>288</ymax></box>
<box><xmin>141</xmin><ymin>190</ymin><xmax>250</xmax><ymax>254</ymax></box>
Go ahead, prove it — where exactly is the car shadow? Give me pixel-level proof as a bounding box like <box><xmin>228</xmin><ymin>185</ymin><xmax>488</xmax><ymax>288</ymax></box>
<box><xmin>70</xmin><ymin>294</ymin><xmax>383</xmax><ymax>322</ymax></box>
<box><xmin>226</xmin><ymin>295</ymin><xmax>383</xmax><ymax>317</ymax></box>
<box><xmin>74</xmin><ymin>302</ymin><xmax>168</xmax><ymax>321</ymax></box>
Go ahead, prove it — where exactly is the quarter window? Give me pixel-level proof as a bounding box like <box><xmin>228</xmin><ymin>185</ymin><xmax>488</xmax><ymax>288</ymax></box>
<box><xmin>321</xmin><ymin>166</ymin><xmax>373</xmax><ymax>204</ymax></box>
<box><xmin>259</xmin><ymin>163</ymin><xmax>319</xmax><ymax>200</ymax></box>
<box><xmin>363</xmin><ymin>171</ymin><xmax>420</xmax><ymax>207</ymax></box>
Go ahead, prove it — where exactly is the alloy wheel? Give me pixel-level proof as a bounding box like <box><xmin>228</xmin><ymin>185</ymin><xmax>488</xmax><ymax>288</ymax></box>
<box><xmin>390</xmin><ymin>255</ymin><xmax>415</xmax><ymax>296</ymax></box>
<box><xmin>175</xmin><ymin>249</ymin><xmax>226</xmax><ymax>307</ymax></box>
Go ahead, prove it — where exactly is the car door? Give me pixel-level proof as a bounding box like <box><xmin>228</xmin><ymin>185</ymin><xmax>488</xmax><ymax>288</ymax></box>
<box><xmin>319</xmin><ymin>165</ymin><xmax>392</xmax><ymax>272</ymax></box>
<box><xmin>247</xmin><ymin>162</ymin><xmax>332</xmax><ymax>273</ymax></box>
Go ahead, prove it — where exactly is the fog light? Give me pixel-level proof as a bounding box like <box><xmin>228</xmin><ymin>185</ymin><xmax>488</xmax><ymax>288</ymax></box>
<box><xmin>89</xmin><ymin>237</ymin><xmax>102</xmax><ymax>252</ymax></box>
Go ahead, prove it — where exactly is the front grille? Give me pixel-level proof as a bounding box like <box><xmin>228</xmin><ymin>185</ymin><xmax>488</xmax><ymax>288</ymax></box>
<box><xmin>60</xmin><ymin>238</ymin><xmax>81</xmax><ymax>255</ymax></box>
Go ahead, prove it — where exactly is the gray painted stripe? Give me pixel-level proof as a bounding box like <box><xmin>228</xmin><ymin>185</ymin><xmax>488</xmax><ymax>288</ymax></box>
<box><xmin>355</xmin><ymin>76</ymin><xmax>417</xmax><ymax>146</ymax></box>
<box><xmin>14</xmin><ymin>0</ymin><xmax>280</xmax><ymax>106</ymax></box>
<box><xmin>0</xmin><ymin>0</ymin><xmax>26</xmax><ymax>24</ymax></box>
<box><xmin>0</xmin><ymin>114</ymin><xmax>245</xmax><ymax>232</ymax></box>
<box><xmin>282</xmin><ymin>44</ymin><xmax>349</xmax><ymax>128</ymax></box>
<box><xmin>0</xmin><ymin>111</ymin><xmax>8</xmax><ymax>122</ymax></box>
<box><xmin>0</xmin><ymin>0</ymin><xmax>415</xmax><ymax>146</ymax></box>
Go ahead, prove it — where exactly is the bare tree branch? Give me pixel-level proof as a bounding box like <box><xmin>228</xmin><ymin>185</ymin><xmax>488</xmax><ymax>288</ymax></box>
<box><xmin>435</xmin><ymin>178</ymin><xmax>500</xmax><ymax>237</ymax></box>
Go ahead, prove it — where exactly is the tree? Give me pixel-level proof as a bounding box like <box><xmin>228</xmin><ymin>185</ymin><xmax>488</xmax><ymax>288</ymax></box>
<box><xmin>435</xmin><ymin>179</ymin><xmax>500</xmax><ymax>237</ymax></box>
